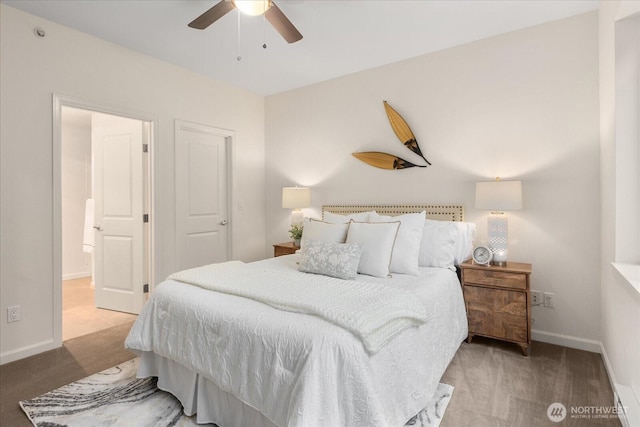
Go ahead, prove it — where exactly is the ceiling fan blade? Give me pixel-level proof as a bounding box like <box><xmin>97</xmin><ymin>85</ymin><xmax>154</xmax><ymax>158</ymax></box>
<box><xmin>265</xmin><ymin>2</ymin><xmax>303</xmax><ymax>43</ymax></box>
<box><xmin>188</xmin><ymin>0</ymin><xmax>236</xmax><ymax>30</ymax></box>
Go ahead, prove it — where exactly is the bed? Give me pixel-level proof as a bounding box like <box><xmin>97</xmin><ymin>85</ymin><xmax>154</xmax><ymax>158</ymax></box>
<box><xmin>125</xmin><ymin>205</ymin><xmax>473</xmax><ymax>427</ymax></box>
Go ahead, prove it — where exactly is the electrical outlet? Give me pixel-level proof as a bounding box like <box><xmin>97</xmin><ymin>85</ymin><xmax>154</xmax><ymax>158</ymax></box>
<box><xmin>531</xmin><ymin>290</ymin><xmax>542</xmax><ymax>306</ymax></box>
<box><xmin>544</xmin><ymin>292</ymin><xmax>554</xmax><ymax>308</ymax></box>
<box><xmin>7</xmin><ymin>305</ymin><xmax>21</xmax><ymax>323</ymax></box>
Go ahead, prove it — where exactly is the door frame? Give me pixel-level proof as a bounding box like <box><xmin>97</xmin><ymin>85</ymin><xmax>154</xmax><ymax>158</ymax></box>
<box><xmin>174</xmin><ymin>119</ymin><xmax>236</xmax><ymax>268</ymax></box>
<box><xmin>52</xmin><ymin>94</ymin><xmax>156</xmax><ymax>347</ymax></box>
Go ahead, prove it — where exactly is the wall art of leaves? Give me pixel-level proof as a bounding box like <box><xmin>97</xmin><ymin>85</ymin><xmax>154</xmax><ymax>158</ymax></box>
<box><xmin>352</xmin><ymin>152</ymin><xmax>426</xmax><ymax>170</ymax></box>
<box><xmin>352</xmin><ymin>101</ymin><xmax>431</xmax><ymax>170</ymax></box>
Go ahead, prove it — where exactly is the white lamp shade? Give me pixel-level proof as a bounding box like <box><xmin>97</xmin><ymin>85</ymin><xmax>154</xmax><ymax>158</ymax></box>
<box><xmin>475</xmin><ymin>180</ymin><xmax>522</xmax><ymax>211</ymax></box>
<box><xmin>282</xmin><ymin>187</ymin><xmax>311</xmax><ymax>209</ymax></box>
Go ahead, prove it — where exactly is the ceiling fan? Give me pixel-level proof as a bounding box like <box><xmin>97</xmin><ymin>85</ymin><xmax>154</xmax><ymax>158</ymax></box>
<box><xmin>189</xmin><ymin>0</ymin><xmax>303</xmax><ymax>44</ymax></box>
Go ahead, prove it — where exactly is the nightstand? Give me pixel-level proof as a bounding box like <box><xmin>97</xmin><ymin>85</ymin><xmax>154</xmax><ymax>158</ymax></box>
<box><xmin>273</xmin><ymin>242</ymin><xmax>299</xmax><ymax>257</ymax></box>
<box><xmin>459</xmin><ymin>261</ymin><xmax>532</xmax><ymax>356</ymax></box>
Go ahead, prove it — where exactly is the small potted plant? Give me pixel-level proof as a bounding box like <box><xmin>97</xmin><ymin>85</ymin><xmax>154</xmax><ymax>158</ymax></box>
<box><xmin>288</xmin><ymin>224</ymin><xmax>304</xmax><ymax>247</ymax></box>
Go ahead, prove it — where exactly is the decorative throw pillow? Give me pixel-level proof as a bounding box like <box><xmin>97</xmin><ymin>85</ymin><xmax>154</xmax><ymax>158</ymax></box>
<box><xmin>345</xmin><ymin>220</ymin><xmax>400</xmax><ymax>278</ymax></box>
<box><xmin>323</xmin><ymin>211</ymin><xmax>373</xmax><ymax>224</ymax></box>
<box><xmin>298</xmin><ymin>240</ymin><xmax>362</xmax><ymax>280</ymax></box>
<box><xmin>370</xmin><ymin>211</ymin><xmax>426</xmax><ymax>275</ymax></box>
<box><xmin>299</xmin><ymin>219</ymin><xmax>349</xmax><ymax>250</ymax></box>
<box><xmin>418</xmin><ymin>219</ymin><xmax>457</xmax><ymax>270</ymax></box>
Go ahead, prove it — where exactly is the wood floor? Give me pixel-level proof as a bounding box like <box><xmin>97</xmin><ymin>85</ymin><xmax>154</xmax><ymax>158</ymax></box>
<box><xmin>0</xmin><ymin>327</ymin><xmax>620</xmax><ymax>426</ymax></box>
<box><xmin>63</xmin><ymin>277</ymin><xmax>137</xmax><ymax>340</ymax></box>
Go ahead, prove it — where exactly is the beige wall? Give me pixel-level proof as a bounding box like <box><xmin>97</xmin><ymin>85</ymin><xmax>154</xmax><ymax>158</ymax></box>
<box><xmin>0</xmin><ymin>4</ymin><xmax>266</xmax><ymax>363</ymax></box>
<box><xmin>266</xmin><ymin>12</ymin><xmax>601</xmax><ymax>348</ymax></box>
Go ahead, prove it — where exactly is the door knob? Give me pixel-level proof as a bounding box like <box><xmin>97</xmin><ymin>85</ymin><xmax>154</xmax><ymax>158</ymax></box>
<box><xmin>93</xmin><ymin>224</ymin><xmax>102</xmax><ymax>231</ymax></box>
<box><xmin>220</xmin><ymin>220</ymin><xmax>228</xmax><ymax>225</ymax></box>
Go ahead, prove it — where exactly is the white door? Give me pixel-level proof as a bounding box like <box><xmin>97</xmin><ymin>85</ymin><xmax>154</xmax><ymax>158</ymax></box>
<box><xmin>92</xmin><ymin>112</ymin><xmax>145</xmax><ymax>314</ymax></box>
<box><xmin>176</xmin><ymin>120</ymin><xmax>230</xmax><ymax>271</ymax></box>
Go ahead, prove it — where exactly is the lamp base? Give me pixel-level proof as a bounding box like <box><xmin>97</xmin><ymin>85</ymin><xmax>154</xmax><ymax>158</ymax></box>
<box><xmin>488</xmin><ymin>213</ymin><xmax>509</xmax><ymax>267</ymax></box>
<box><xmin>290</xmin><ymin>209</ymin><xmax>304</xmax><ymax>226</ymax></box>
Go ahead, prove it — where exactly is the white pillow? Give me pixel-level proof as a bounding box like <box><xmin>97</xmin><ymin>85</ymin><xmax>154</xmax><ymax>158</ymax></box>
<box><xmin>418</xmin><ymin>220</ymin><xmax>457</xmax><ymax>270</ymax></box>
<box><xmin>346</xmin><ymin>220</ymin><xmax>400</xmax><ymax>278</ymax></box>
<box><xmin>323</xmin><ymin>211</ymin><xmax>373</xmax><ymax>223</ymax></box>
<box><xmin>453</xmin><ymin>222</ymin><xmax>476</xmax><ymax>264</ymax></box>
<box><xmin>298</xmin><ymin>240</ymin><xmax>362</xmax><ymax>280</ymax></box>
<box><xmin>369</xmin><ymin>211</ymin><xmax>426</xmax><ymax>275</ymax></box>
<box><xmin>300</xmin><ymin>219</ymin><xmax>349</xmax><ymax>250</ymax></box>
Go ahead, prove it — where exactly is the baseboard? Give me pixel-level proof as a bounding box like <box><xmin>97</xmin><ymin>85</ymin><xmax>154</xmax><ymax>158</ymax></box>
<box><xmin>601</xmin><ymin>344</ymin><xmax>640</xmax><ymax>427</ymax></box>
<box><xmin>600</xmin><ymin>343</ymin><xmax>618</xmax><ymax>395</ymax></box>
<box><xmin>531</xmin><ymin>329</ymin><xmax>602</xmax><ymax>353</ymax></box>
<box><xmin>0</xmin><ymin>338</ymin><xmax>59</xmax><ymax>365</ymax></box>
<box><xmin>62</xmin><ymin>272</ymin><xmax>91</xmax><ymax>281</ymax></box>
<box><xmin>615</xmin><ymin>384</ymin><xmax>640</xmax><ymax>427</ymax></box>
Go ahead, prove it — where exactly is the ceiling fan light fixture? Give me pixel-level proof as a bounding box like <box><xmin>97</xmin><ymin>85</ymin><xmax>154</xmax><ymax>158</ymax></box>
<box><xmin>188</xmin><ymin>0</ymin><xmax>302</xmax><ymax>44</ymax></box>
<box><xmin>233</xmin><ymin>0</ymin><xmax>271</xmax><ymax>16</ymax></box>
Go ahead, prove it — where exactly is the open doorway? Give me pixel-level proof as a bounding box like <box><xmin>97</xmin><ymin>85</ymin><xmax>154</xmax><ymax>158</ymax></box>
<box><xmin>60</xmin><ymin>105</ymin><xmax>151</xmax><ymax>341</ymax></box>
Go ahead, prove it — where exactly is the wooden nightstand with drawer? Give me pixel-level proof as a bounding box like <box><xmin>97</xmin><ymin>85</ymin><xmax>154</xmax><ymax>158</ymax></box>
<box><xmin>273</xmin><ymin>242</ymin><xmax>299</xmax><ymax>257</ymax></box>
<box><xmin>459</xmin><ymin>261</ymin><xmax>532</xmax><ymax>356</ymax></box>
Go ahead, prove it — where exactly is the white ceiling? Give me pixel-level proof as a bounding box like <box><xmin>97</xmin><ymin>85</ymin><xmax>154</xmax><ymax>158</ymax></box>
<box><xmin>2</xmin><ymin>0</ymin><xmax>599</xmax><ymax>96</ymax></box>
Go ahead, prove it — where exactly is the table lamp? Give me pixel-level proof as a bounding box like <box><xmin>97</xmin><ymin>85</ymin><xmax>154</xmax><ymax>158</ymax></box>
<box><xmin>282</xmin><ymin>187</ymin><xmax>311</xmax><ymax>225</ymax></box>
<box><xmin>475</xmin><ymin>178</ymin><xmax>522</xmax><ymax>266</ymax></box>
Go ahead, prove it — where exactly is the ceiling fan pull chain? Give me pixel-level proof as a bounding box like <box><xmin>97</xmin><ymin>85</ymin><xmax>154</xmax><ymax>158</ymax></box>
<box><xmin>236</xmin><ymin>10</ymin><xmax>242</xmax><ymax>61</ymax></box>
<box><xmin>262</xmin><ymin>12</ymin><xmax>267</xmax><ymax>49</ymax></box>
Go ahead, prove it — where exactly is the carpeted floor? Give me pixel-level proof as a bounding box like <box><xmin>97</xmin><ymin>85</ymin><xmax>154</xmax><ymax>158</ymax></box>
<box><xmin>0</xmin><ymin>321</ymin><xmax>621</xmax><ymax>427</ymax></box>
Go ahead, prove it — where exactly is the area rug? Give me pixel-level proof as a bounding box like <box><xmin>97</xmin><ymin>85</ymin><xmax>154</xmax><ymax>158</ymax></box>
<box><xmin>20</xmin><ymin>358</ymin><xmax>454</xmax><ymax>427</ymax></box>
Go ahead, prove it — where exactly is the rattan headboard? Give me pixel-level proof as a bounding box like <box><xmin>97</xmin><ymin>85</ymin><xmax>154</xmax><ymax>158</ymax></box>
<box><xmin>322</xmin><ymin>205</ymin><xmax>464</xmax><ymax>222</ymax></box>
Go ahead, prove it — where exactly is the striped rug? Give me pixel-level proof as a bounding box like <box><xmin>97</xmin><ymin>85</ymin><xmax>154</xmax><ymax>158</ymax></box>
<box><xmin>20</xmin><ymin>358</ymin><xmax>453</xmax><ymax>427</ymax></box>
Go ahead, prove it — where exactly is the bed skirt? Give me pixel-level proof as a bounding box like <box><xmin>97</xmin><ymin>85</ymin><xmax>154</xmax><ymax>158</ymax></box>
<box><xmin>137</xmin><ymin>351</ymin><xmax>278</xmax><ymax>427</ymax></box>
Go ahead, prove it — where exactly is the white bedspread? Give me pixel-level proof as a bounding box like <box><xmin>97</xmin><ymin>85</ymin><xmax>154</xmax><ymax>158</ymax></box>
<box><xmin>167</xmin><ymin>260</ymin><xmax>428</xmax><ymax>353</ymax></box>
<box><xmin>125</xmin><ymin>255</ymin><xmax>468</xmax><ymax>427</ymax></box>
